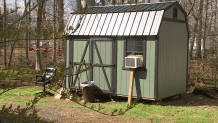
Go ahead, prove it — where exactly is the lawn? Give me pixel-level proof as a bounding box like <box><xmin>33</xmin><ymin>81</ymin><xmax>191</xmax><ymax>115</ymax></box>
<box><xmin>0</xmin><ymin>87</ymin><xmax>218</xmax><ymax>123</ymax></box>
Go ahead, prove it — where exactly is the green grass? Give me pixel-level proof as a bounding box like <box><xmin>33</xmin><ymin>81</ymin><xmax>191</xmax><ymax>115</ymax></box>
<box><xmin>1</xmin><ymin>88</ymin><xmax>218</xmax><ymax>122</ymax></box>
<box><xmin>85</xmin><ymin>101</ymin><xmax>218</xmax><ymax>122</ymax></box>
<box><xmin>0</xmin><ymin>87</ymin><xmax>56</xmax><ymax>105</ymax></box>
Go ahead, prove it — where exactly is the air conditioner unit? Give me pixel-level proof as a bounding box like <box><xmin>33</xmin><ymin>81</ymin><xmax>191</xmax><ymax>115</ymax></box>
<box><xmin>125</xmin><ymin>56</ymin><xmax>143</xmax><ymax>68</ymax></box>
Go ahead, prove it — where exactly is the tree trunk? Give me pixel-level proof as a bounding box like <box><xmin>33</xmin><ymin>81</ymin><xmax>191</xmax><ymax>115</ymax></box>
<box><xmin>8</xmin><ymin>42</ymin><xmax>15</xmax><ymax>67</ymax></box>
<box><xmin>53</xmin><ymin>0</ymin><xmax>56</xmax><ymax>66</ymax></box>
<box><xmin>188</xmin><ymin>0</ymin><xmax>198</xmax><ymax>59</ymax></box>
<box><xmin>29</xmin><ymin>0</ymin><xmax>31</xmax><ymax>48</ymax></box>
<box><xmin>25</xmin><ymin>0</ymin><xmax>29</xmax><ymax>66</ymax></box>
<box><xmin>209</xmin><ymin>1</ymin><xmax>214</xmax><ymax>54</ymax></box>
<box><xmin>196</xmin><ymin>0</ymin><xmax>204</xmax><ymax>59</ymax></box>
<box><xmin>122</xmin><ymin>0</ymin><xmax>124</xmax><ymax>4</ymax></box>
<box><xmin>112</xmin><ymin>0</ymin><xmax>116</xmax><ymax>5</ymax></box>
<box><xmin>3</xmin><ymin>0</ymin><xmax>6</xmax><ymax>67</ymax></box>
<box><xmin>28</xmin><ymin>0</ymin><xmax>32</xmax><ymax>47</ymax></box>
<box><xmin>146</xmin><ymin>0</ymin><xmax>150</xmax><ymax>3</ymax></box>
<box><xmin>75</xmin><ymin>0</ymin><xmax>81</xmax><ymax>11</ymax></box>
<box><xmin>88</xmin><ymin>0</ymin><xmax>95</xmax><ymax>6</ymax></box>
<box><xmin>101</xmin><ymin>0</ymin><xmax>105</xmax><ymax>5</ymax></box>
<box><xmin>35</xmin><ymin>0</ymin><xmax>43</xmax><ymax>71</ymax></box>
<box><xmin>58</xmin><ymin>0</ymin><xmax>64</xmax><ymax>56</ymax></box>
<box><xmin>202</xmin><ymin>0</ymin><xmax>209</xmax><ymax>60</ymax></box>
<box><xmin>214</xmin><ymin>0</ymin><xmax>218</xmax><ymax>87</ymax></box>
<box><xmin>189</xmin><ymin>21</ymin><xmax>198</xmax><ymax>59</ymax></box>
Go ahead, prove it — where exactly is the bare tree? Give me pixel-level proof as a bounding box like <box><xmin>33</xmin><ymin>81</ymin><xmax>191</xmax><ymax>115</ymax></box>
<box><xmin>88</xmin><ymin>0</ymin><xmax>95</xmax><ymax>6</ymax></box>
<box><xmin>196</xmin><ymin>0</ymin><xmax>204</xmax><ymax>59</ymax></box>
<box><xmin>75</xmin><ymin>0</ymin><xmax>81</xmax><ymax>11</ymax></box>
<box><xmin>202</xmin><ymin>0</ymin><xmax>209</xmax><ymax>60</ymax></box>
<box><xmin>29</xmin><ymin>0</ymin><xmax>31</xmax><ymax>48</ymax></box>
<box><xmin>3</xmin><ymin>0</ymin><xmax>6</xmax><ymax>67</ymax></box>
<box><xmin>209</xmin><ymin>0</ymin><xmax>214</xmax><ymax>54</ymax></box>
<box><xmin>7</xmin><ymin>0</ymin><xmax>18</xmax><ymax>68</ymax></box>
<box><xmin>188</xmin><ymin>0</ymin><xmax>198</xmax><ymax>59</ymax></box>
<box><xmin>101</xmin><ymin>0</ymin><xmax>105</xmax><ymax>5</ymax></box>
<box><xmin>25</xmin><ymin>0</ymin><xmax>29</xmax><ymax>65</ymax></box>
<box><xmin>58</xmin><ymin>0</ymin><xmax>64</xmax><ymax>56</ymax></box>
<box><xmin>53</xmin><ymin>0</ymin><xmax>56</xmax><ymax>66</ymax></box>
<box><xmin>35</xmin><ymin>0</ymin><xmax>44</xmax><ymax>70</ymax></box>
<box><xmin>146</xmin><ymin>0</ymin><xmax>150</xmax><ymax>3</ymax></box>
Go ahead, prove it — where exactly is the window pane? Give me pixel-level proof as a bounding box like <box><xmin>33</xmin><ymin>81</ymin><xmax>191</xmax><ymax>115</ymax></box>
<box><xmin>127</xmin><ymin>45</ymin><xmax>135</xmax><ymax>52</ymax></box>
<box><xmin>127</xmin><ymin>40</ymin><xmax>135</xmax><ymax>45</ymax></box>
<box><xmin>137</xmin><ymin>46</ymin><xmax>143</xmax><ymax>52</ymax></box>
<box><xmin>137</xmin><ymin>40</ymin><xmax>143</xmax><ymax>46</ymax></box>
<box><xmin>127</xmin><ymin>39</ymin><xmax>144</xmax><ymax>54</ymax></box>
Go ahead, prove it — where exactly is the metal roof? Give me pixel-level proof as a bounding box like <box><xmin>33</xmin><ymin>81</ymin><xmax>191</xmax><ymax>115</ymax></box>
<box><xmin>72</xmin><ymin>2</ymin><xmax>174</xmax><ymax>14</ymax></box>
<box><xmin>65</xmin><ymin>2</ymin><xmax>178</xmax><ymax>36</ymax></box>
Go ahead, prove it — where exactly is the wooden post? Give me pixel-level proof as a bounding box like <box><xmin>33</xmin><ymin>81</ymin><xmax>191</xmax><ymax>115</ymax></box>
<box><xmin>128</xmin><ymin>68</ymin><xmax>135</xmax><ymax>105</ymax></box>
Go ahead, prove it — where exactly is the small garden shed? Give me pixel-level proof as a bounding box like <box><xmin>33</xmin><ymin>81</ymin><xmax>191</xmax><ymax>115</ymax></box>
<box><xmin>64</xmin><ymin>1</ymin><xmax>189</xmax><ymax>100</ymax></box>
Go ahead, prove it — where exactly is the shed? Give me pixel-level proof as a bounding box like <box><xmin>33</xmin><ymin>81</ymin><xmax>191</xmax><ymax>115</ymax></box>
<box><xmin>64</xmin><ymin>1</ymin><xmax>189</xmax><ymax>100</ymax></box>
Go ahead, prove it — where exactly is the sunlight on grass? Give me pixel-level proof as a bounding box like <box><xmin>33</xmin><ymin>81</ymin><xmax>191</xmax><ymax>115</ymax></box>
<box><xmin>1</xmin><ymin>87</ymin><xmax>218</xmax><ymax>122</ymax></box>
<box><xmin>90</xmin><ymin>101</ymin><xmax>218</xmax><ymax>122</ymax></box>
<box><xmin>0</xmin><ymin>98</ymin><xmax>7</xmax><ymax>104</ymax></box>
<box><xmin>0</xmin><ymin>87</ymin><xmax>57</xmax><ymax>97</ymax></box>
<box><xmin>0</xmin><ymin>88</ymin><xmax>55</xmax><ymax>104</ymax></box>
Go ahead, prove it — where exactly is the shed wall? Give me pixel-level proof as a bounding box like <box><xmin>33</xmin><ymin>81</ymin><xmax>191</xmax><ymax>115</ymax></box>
<box><xmin>117</xmin><ymin>39</ymin><xmax>155</xmax><ymax>98</ymax></box>
<box><xmin>158</xmin><ymin>21</ymin><xmax>188</xmax><ymax>99</ymax></box>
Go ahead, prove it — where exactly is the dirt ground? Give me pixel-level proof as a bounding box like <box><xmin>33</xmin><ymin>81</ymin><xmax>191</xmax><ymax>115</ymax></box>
<box><xmin>0</xmin><ymin>101</ymin><xmax>129</xmax><ymax>123</ymax></box>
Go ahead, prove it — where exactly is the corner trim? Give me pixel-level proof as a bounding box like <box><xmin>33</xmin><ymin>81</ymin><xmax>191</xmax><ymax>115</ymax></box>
<box><xmin>186</xmin><ymin>34</ymin><xmax>189</xmax><ymax>91</ymax></box>
<box><xmin>90</xmin><ymin>39</ymin><xmax>93</xmax><ymax>81</ymax></box>
<box><xmin>154</xmin><ymin>39</ymin><xmax>159</xmax><ymax>100</ymax></box>
<box><xmin>113</xmin><ymin>39</ymin><xmax>118</xmax><ymax>94</ymax></box>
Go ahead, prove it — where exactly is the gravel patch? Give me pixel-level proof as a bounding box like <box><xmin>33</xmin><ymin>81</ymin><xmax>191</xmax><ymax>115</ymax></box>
<box><xmin>0</xmin><ymin>102</ymin><xmax>126</xmax><ymax>123</ymax></box>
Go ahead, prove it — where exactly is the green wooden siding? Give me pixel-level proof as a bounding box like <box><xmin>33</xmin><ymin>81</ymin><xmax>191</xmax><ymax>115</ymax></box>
<box><xmin>117</xmin><ymin>39</ymin><xmax>156</xmax><ymax>98</ymax></box>
<box><xmin>73</xmin><ymin>40</ymin><xmax>90</xmax><ymax>86</ymax></box>
<box><xmin>93</xmin><ymin>41</ymin><xmax>112</xmax><ymax>91</ymax></box>
<box><xmin>66</xmin><ymin>39</ymin><xmax>70</xmax><ymax>88</ymax></box>
<box><xmin>73</xmin><ymin>40</ymin><xmax>90</xmax><ymax>63</ymax></box>
<box><xmin>158</xmin><ymin>21</ymin><xmax>188</xmax><ymax>99</ymax></box>
<box><xmin>164</xmin><ymin>5</ymin><xmax>185</xmax><ymax>20</ymax></box>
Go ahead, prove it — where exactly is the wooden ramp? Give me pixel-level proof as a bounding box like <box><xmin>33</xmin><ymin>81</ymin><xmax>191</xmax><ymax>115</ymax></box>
<box><xmin>54</xmin><ymin>88</ymin><xmax>64</xmax><ymax>99</ymax></box>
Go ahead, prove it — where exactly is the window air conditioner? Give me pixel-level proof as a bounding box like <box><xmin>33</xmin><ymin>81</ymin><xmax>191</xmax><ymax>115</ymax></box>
<box><xmin>125</xmin><ymin>56</ymin><xmax>143</xmax><ymax>68</ymax></box>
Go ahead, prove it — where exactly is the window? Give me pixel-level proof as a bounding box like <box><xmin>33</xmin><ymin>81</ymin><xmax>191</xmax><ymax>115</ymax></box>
<box><xmin>127</xmin><ymin>39</ymin><xmax>144</xmax><ymax>55</ymax></box>
<box><xmin>173</xmin><ymin>7</ymin><xmax>178</xmax><ymax>19</ymax></box>
<box><xmin>123</xmin><ymin>39</ymin><xmax>146</xmax><ymax>70</ymax></box>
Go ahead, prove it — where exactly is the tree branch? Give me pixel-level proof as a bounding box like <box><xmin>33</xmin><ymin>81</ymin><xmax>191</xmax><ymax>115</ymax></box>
<box><xmin>0</xmin><ymin>0</ymin><xmax>47</xmax><ymax>35</ymax></box>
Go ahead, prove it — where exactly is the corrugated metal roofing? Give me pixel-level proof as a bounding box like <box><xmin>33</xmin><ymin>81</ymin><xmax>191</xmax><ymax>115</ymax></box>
<box><xmin>72</xmin><ymin>2</ymin><xmax>173</xmax><ymax>14</ymax></box>
<box><xmin>65</xmin><ymin>2</ymin><xmax>176</xmax><ymax>36</ymax></box>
